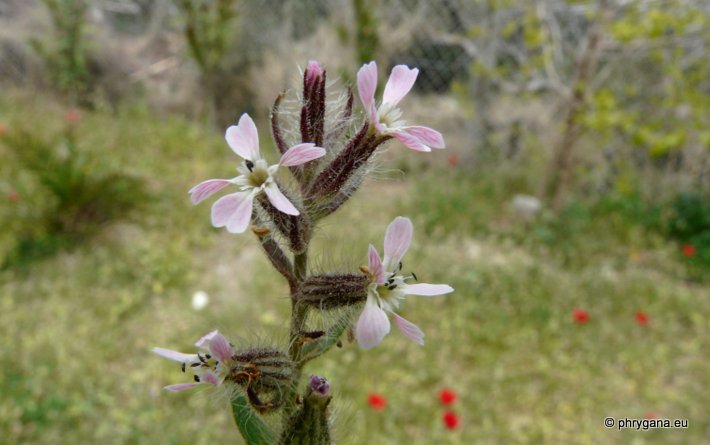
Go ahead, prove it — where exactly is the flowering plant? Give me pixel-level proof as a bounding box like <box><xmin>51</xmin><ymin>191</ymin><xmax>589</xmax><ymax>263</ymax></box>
<box><xmin>154</xmin><ymin>60</ymin><xmax>453</xmax><ymax>444</ymax></box>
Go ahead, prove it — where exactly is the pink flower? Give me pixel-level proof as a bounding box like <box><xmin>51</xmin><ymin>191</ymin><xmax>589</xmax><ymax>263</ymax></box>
<box><xmin>356</xmin><ymin>216</ymin><xmax>454</xmax><ymax>349</ymax></box>
<box><xmin>152</xmin><ymin>330</ymin><xmax>235</xmax><ymax>392</ymax></box>
<box><xmin>357</xmin><ymin>61</ymin><xmax>445</xmax><ymax>152</ymax></box>
<box><xmin>305</xmin><ymin>60</ymin><xmax>324</xmax><ymax>85</ymax></box>
<box><xmin>189</xmin><ymin>113</ymin><xmax>325</xmax><ymax>233</ymax></box>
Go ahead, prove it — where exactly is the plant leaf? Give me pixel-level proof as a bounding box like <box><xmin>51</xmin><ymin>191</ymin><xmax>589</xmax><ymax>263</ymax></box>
<box><xmin>231</xmin><ymin>393</ymin><xmax>275</xmax><ymax>445</ymax></box>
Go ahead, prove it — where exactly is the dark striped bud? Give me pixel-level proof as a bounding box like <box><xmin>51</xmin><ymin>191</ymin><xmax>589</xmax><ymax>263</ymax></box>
<box><xmin>298</xmin><ymin>273</ymin><xmax>369</xmax><ymax>309</ymax></box>
<box><xmin>226</xmin><ymin>347</ymin><xmax>294</xmax><ymax>414</ymax></box>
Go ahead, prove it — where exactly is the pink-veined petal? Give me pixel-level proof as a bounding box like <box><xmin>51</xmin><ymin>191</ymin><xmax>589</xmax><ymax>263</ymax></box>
<box><xmin>382</xmin><ymin>65</ymin><xmax>418</xmax><ymax>107</ymax></box>
<box><xmin>188</xmin><ymin>179</ymin><xmax>232</xmax><ymax>205</ymax></box>
<box><xmin>404</xmin><ymin>126</ymin><xmax>445</xmax><ymax>149</ymax></box>
<box><xmin>225</xmin><ymin>113</ymin><xmax>260</xmax><ymax>160</ymax></box>
<box><xmin>152</xmin><ymin>347</ymin><xmax>194</xmax><ymax>363</ymax></box>
<box><xmin>368</xmin><ymin>244</ymin><xmax>385</xmax><ymax>285</ymax></box>
<box><xmin>279</xmin><ymin>143</ymin><xmax>326</xmax><ymax>167</ymax></box>
<box><xmin>356</xmin><ymin>295</ymin><xmax>391</xmax><ymax>349</ymax></box>
<box><xmin>393</xmin><ymin>129</ymin><xmax>431</xmax><ymax>152</ymax></box>
<box><xmin>382</xmin><ymin>216</ymin><xmax>413</xmax><ymax>272</ymax></box>
<box><xmin>264</xmin><ymin>183</ymin><xmax>299</xmax><ymax>216</ymax></box>
<box><xmin>208</xmin><ymin>333</ymin><xmax>233</xmax><ymax>362</ymax></box>
<box><xmin>211</xmin><ymin>192</ymin><xmax>254</xmax><ymax>233</ymax></box>
<box><xmin>357</xmin><ymin>61</ymin><xmax>378</xmax><ymax>120</ymax></box>
<box><xmin>403</xmin><ymin>283</ymin><xmax>454</xmax><ymax>296</ymax></box>
<box><xmin>195</xmin><ymin>330</ymin><xmax>219</xmax><ymax>348</ymax></box>
<box><xmin>164</xmin><ymin>383</ymin><xmax>200</xmax><ymax>392</ymax></box>
<box><xmin>201</xmin><ymin>371</ymin><xmax>220</xmax><ymax>386</ymax></box>
<box><xmin>390</xmin><ymin>311</ymin><xmax>425</xmax><ymax>345</ymax></box>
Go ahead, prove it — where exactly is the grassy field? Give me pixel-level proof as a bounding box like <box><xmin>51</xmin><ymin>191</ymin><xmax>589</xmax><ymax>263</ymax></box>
<box><xmin>0</xmin><ymin>92</ymin><xmax>708</xmax><ymax>445</ymax></box>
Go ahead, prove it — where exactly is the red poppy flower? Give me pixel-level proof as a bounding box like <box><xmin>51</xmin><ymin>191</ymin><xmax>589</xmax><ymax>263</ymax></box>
<box><xmin>682</xmin><ymin>244</ymin><xmax>696</xmax><ymax>258</ymax></box>
<box><xmin>7</xmin><ymin>191</ymin><xmax>19</xmax><ymax>203</ymax></box>
<box><xmin>447</xmin><ymin>153</ymin><xmax>460</xmax><ymax>167</ymax></box>
<box><xmin>443</xmin><ymin>411</ymin><xmax>460</xmax><ymax>430</ymax></box>
<box><xmin>573</xmin><ymin>308</ymin><xmax>589</xmax><ymax>324</ymax></box>
<box><xmin>439</xmin><ymin>388</ymin><xmax>457</xmax><ymax>405</ymax></box>
<box><xmin>635</xmin><ymin>312</ymin><xmax>649</xmax><ymax>326</ymax></box>
<box><xmin>367</xmin><ymin>393</ymin><xmax>387</xmax><ymax>411</ymax></box>
<box><xmin>0</xmin><ymin>123</ymin><xmax>6</xmax><ymax>136</ymax></box>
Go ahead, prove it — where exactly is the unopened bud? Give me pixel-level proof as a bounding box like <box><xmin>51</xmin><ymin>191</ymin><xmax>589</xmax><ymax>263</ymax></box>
<box><xmin>308</xmin><ymin>375</ymin><xmax>330</xmax><ymax>397</ymax></box>
<box><xmin>227</xmin><ymin>347</ymin><xmax>294</xmax><ymax>413</ymax></box>
<box><xmin>305</xmin><ymin>60</ymin><xmax>324</xmax><ymax>86</ymax></box>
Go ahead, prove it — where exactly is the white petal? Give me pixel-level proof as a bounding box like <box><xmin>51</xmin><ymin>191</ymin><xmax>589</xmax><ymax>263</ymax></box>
<box><xmin>188</xmin><ymin>179</ymin><xmax>232</xmax><ymax>204</ymax></box>
<box><xmin>164</xmin><ymin>383</ymin><xmax>200</xmax><ymax>392</ymax></box>
<box><xmin>152</xmin><ymin>347</ymin><xmax>194</xmax><ymax>363</ymax></box>
<box><xmin>382</xmin><ymin>216</ymin><xmax>413</xmax><ymax>272</ymax></box>
<box><xmin>279</xmin><ymin>143</ymin><xmax>326</xmax><ymax>167</ymax></box>
<box><xmin>368</xmin><ymin>244</ymin><xmax>385</xmax><ymax>285</ymax></box>
<box><xmin>390</xmin><ymin>311</ymin><xmax>425</xmax><ymax>345</ymax></box>
<box><xmin>264</xmin><ymin>182</ymin><xmax>299</xmax><ymax>215</ymax></box>
<box><xmin>225</xmin><ymin>113</ymin><xmax>260</xmax><ymax>160</ymax></box>
<box><xmin>195</xmin><ymin>330</ymin><xmax>219</xmax><ymax>347</ymax></box>
<box><xmin>356</xmin><ymin>295</ymin><xmax>391</xmax><ymax>349</ymax></box>
<box><xmin>402</xmin><ymin>283</ymin><xmax>454</xmax><ymax>296</ymax></box>
<box><xmin>382</xmin><ymin>65</ymin><xmax>418</xmax><ymax>107</ymax></box>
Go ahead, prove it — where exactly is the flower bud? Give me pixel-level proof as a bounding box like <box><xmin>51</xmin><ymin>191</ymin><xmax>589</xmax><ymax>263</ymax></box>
<box><xmin>298</xmin><ymin>273</ymin><xmax>369</xmax><ymax>309</ymax></box>
<box><xmin>226</xmin><ymin>347</ymin><xmax>294</xmax><ymax>413</ymax></box>
<box><xmin>308</xmin><ymin>375</ymin><xmax>330</xmax><ymax>397</ymax></box>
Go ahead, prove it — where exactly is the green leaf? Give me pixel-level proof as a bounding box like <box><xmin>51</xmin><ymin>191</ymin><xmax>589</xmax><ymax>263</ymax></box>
<box><xmin>301</xmin><ymin>313</ymin><xmax>350</xmax><ymax>362</ymax></box>
<box><xmin>231</xmin><ymin>393</ymin><xmax>275</xmax><ymax>445</ymax></box>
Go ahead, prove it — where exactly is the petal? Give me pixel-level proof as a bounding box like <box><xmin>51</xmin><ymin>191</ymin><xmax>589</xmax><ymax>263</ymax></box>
<box><xmin>211</xmin><ymin>192</ymin><xmax>254</xmax><ymax>233</ymax></box>
<box><xmin>403</xmin><ymin>126</ymin><xmax>445</xmax><ymax>149</ymax></box>
<box><xmin>188</xmin><ymin>179</ymin><xmax>232</xmax><ymax>205</ymax></box>
<box><xmin>382</xmin><ymin>216</ymin><xmax>413</xmax><ymax>272</ymax></box>
<box><xmin>368</xmin><ymin>244</ymin><xmax>385</xmax><ymax>285</ymax></box>
<box><xmin>357</xmin><ymin>61</ymin><xmax>378</xmax><ymax>118</ymax></box>
<box><xmin>402</xmin><ymin>283</ymin><xmax>454</xmax><ymax>296</ymax></box>
<box><xmin>264</xmin><ymin>182</ymin><xmax>299</xmax><ymax>215</ymax></box>
<box><xmin>393</xmin><ymin>130</ymin><xmax>431</xmax><ymax>152</ymax></box>
<box><xmin>225</xmin><ymin>113</ymin><xmax>260</xmax><ymax>160</ymax></box>
<box><xmin>195</xmin><ymin>330</ymin><xmax>218</xmax><ymax>347</ymax></box>
<box><xmin>208</xmin><ymin>333</ymin><xmax>233</xmax><ymax>362</ymax></box>
<box><xmin>164</xmin><ymin>383</ymin><xmax>200</xmax><ymax>392</ymax></box>
<box><xmin>152</xmin><ymin>347</ymin><xmax>194</xmax><ymax>363</ymax></box>
<box><xmin>390</xmin><ymin>311</ymin><xmax>424</xmax><ymax>345</ymax></box>
<box><xmin>382</xmin><ymin>65</ymin><xmax>419</xmax><ymax>107</ymax></box>
<box><xmin>279</xmin><ymin>143</ymin><xmax>326</xmax><ymax>167</ymax></box>
<box><xmin>356</xmin><ymin>295</ymin><xmax>391</xmax><ymax>349</ymax></box>
<box><xmin>201</xmin><ymin>371</ymin><xmax>220</xmax><ymax>386</ymax></box>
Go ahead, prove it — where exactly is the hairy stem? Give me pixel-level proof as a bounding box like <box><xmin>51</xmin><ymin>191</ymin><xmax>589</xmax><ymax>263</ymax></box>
<box><xmin>283</xmin><ymin>250</ymin><xmax>309</xmax><ymax>419</ymax></box>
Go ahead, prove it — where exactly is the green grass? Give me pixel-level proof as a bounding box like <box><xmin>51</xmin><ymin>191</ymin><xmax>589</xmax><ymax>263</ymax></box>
<box><xmin>0</xmin><ymin>92</ymin><xmax>708</xmax><ymax>444</ymax></box>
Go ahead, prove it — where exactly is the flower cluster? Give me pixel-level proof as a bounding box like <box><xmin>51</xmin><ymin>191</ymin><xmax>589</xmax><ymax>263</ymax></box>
<box><xmin>155</xmin><ymin>59</ymin><xmax>455</xmax><ymax>440</ymax></box>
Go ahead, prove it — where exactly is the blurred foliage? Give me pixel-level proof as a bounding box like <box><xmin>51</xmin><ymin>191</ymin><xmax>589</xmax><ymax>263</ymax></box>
<box><xmin>0</xmin><ymin>117</ymin><xmax>147</xmax><ymax>269</ymax></box>
<box><xmin>353</xmin><ymin>0</ymin><xmax>380</xmax><ymax>65</ymax></box>
<box><xmin>456</xmin><ymin>0</ymin><xmax>710</xmax><ymax>203</ymax></box>
<box><xmin>29</xmin><ymin>0</ymin><xmax>92</xmax><ymax>104</ymax></box>
<box><xmin>174</xmin><ymin>0</ymin><xmax>247</xmax><ymax>124</ymax></box>
<box><xmin>667</xmin><ymin>192</ymin><xmax>710</xmax><ymax>268</ymax></box>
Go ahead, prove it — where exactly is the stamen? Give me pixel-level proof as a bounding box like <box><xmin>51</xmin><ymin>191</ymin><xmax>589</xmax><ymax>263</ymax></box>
<box><xmin>191</xmin><ymin>363</ymin><xmax>201</xmax><ymax>368</ymax></box>
<box><xmin>198</xmin><ymin>353</ymin><xmax>207</xmax><ymax>364</ymax></box>
<box><xmin>194</xmin><ymin>375</ymin><xmax>201</xmax><ymax>382</ymax></box>
<box><xmin>245</xmin><ymin>160</ymin><xmax>254</xmax><ymax>172</ymax></box>
<box><xmin>411</xmin><ymin>272</ymin><xmax>418</xmax><ymax>281</ymax></box>
<box><xmin>181</xmin><ymin>363</ymin><xmax>186</xmax><ymax>373</ymax></box>
<box><xmin>205</xmin><ymin>354</ymin><xmax>211</xmax><ymax>359</ymax></box>
<box><xmin>388</xmin><ymin>284</ymin><xmax>397</xmax><ymax>290</ymax></box>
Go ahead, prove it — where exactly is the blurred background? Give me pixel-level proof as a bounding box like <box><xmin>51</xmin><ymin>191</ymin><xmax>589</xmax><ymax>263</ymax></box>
<box><xmin>0</xmin><ymin>0</ymin><xmax>708</xmax><ymax>444</ymax></box>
